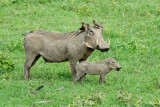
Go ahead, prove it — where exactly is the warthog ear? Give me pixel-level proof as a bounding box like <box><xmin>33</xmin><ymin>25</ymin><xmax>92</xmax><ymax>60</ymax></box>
<box><xmin>92</xmin><ymin>20</ymin><xmax>103</xmax><ymax>28</ymax></box>
<box><xmin>99</xmin><ymin>23</ymin><xmax>103</xmax><ymax>28</ymax></box>
<box><xmin>79</xmin><ymin>22</ymin><xmax>89</xmax><ymax>31</ymax></box>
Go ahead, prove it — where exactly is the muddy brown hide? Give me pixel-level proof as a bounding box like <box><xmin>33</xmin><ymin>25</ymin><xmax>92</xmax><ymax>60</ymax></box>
<box><xmin>74</xmin><ymin>58</ymin><xmax>122</xmax><ymax>84</ymax></box>
<box><xmin>23</xmin><ymin>21</ymin><xmax>110</xmax><ymax>80</ymax></box>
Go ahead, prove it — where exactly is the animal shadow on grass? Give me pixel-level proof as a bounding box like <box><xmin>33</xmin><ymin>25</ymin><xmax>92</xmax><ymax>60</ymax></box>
<box><xmin>75</xmin><ymin>75</ymin><xmax>101</xmax><ymax>85</ymax></box>
<box><xmin>30</xmin><ymin>70</ymin><xmax>57</xmax><ymax>80</ymax></box>
<box><xmin>57</xmin><ymin>71</ymin><xmax>72</xmax><ymax>81</ymax></box>
<box><xmin>21</xmin><ymin>69</ymin><xmax>72</xmax><ymax>81</ymax></box>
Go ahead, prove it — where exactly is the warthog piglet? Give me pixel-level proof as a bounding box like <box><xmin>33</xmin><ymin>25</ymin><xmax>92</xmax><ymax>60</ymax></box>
<box><xmin>74</xmin><ymin>58</ymin><xmax>122</xmax><ymax>84</ymax></box>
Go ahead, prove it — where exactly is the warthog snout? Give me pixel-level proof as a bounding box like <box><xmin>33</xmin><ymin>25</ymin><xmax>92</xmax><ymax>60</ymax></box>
<box><xmin>97</xmin><ymin>40</ymin><xmax>110</xmax><ymax>52</ymax></box>
<box><xmin>97</xmin><ymin>46</ymin><xmax>109</xmax><ymax>52</ymax></box>
<box><xmin>106</xmin><ymin>58</ymin><xmax>121</xmax><ymax>71</ymax></box>
<box><xmin>116</xmin><ymin>67</ymin><xmax>122</xmax><ymax>71</ymax></box>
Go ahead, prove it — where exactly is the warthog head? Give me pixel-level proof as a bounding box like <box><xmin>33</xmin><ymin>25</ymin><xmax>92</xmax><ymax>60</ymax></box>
<box><xmin>82</xmin><ymin>20</ymin><xmax>110</xmax><ymax>52</ymax></box>
<box><xmin>105</xmin><ymin>58</ymin><xmax>122</xmax><ymax>71</ymax></box>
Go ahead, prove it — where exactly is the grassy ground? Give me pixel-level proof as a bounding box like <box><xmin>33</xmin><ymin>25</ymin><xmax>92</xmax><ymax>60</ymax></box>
<box><xmin>0</xmin><ymin>0</ymin><xmax>160</xmax><ymax>106</ymax></box>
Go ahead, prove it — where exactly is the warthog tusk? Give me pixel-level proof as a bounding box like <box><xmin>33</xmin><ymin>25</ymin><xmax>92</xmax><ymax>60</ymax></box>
<box><xmin>96</xmin><ymin>39</ymin><xmax>99</xmax><ymax>45</ymax></box>
<box><xmin>108</xmin><ymin>40</ymin><xmax>110</xmax><ymax>45</ymax></box>
<box><xmin>83</xmin><ymin>42</ymin><xmax>94</xmax><ymax>49</ymax></box>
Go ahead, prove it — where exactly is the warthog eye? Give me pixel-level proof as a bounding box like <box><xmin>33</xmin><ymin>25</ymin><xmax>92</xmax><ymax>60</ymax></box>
<box><xmin>89</xmin><ymin>30</ymin><xmax>94</xmax><ymax>35</ymax></box>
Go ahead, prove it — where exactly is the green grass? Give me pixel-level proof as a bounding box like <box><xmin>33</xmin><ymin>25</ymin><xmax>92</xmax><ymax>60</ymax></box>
<box><xmin>0</xmin><ymin>0</ymin><xmax>160</xmax><ymax>106</ymax></box>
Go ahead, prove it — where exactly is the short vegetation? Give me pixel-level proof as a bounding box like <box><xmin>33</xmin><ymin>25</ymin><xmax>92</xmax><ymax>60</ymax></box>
<box><xmin>0</xmin><ymin>0</ymin><xmax>160</xmax><ymax>106</ymax></box>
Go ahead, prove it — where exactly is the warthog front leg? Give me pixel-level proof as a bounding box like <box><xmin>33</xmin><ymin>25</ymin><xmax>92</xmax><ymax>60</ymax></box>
<box><xmin>79</xmin><ymin>73</ymin><xmax>86</xmax><ymax>85</ymax></box>
<box><xmin>74</xmin><ymin>71</ymin><xmax>86</xmax><ymax>84</ymax></box>
<box><xmin>99</xmin><ymin>75</ymin><xmax>102</xmax><ymax>84</ymax></box>
<box><xmin>70</xmin><ymin>60</ymin><xmax>77</xmax><ymax>79</ymax></box>
<box><xmin>102</xmin><ymin>75</ymin><xmax>106</xmax><ymax>84</ymax></box>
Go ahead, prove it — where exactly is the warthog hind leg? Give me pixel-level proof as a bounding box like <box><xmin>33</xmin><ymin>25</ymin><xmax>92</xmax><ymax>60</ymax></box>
<box><xmin>24</xmin><ymin>54</ymin><xmax>40</xmax><ymax>80</ymax></box>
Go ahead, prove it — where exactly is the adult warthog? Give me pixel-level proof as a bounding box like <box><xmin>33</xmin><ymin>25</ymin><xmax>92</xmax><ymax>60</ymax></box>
<box><xmin>23</xmin><ymin>20</ymin><xmax>110</xmax><ymax>80</ymax></box>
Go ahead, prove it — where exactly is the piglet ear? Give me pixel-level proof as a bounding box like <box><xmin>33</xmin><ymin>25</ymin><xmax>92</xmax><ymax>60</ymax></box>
<box><xmin>106</xmin><ymin>58</ymin><xmax>110</xmax><ymax>63</ymax></box>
